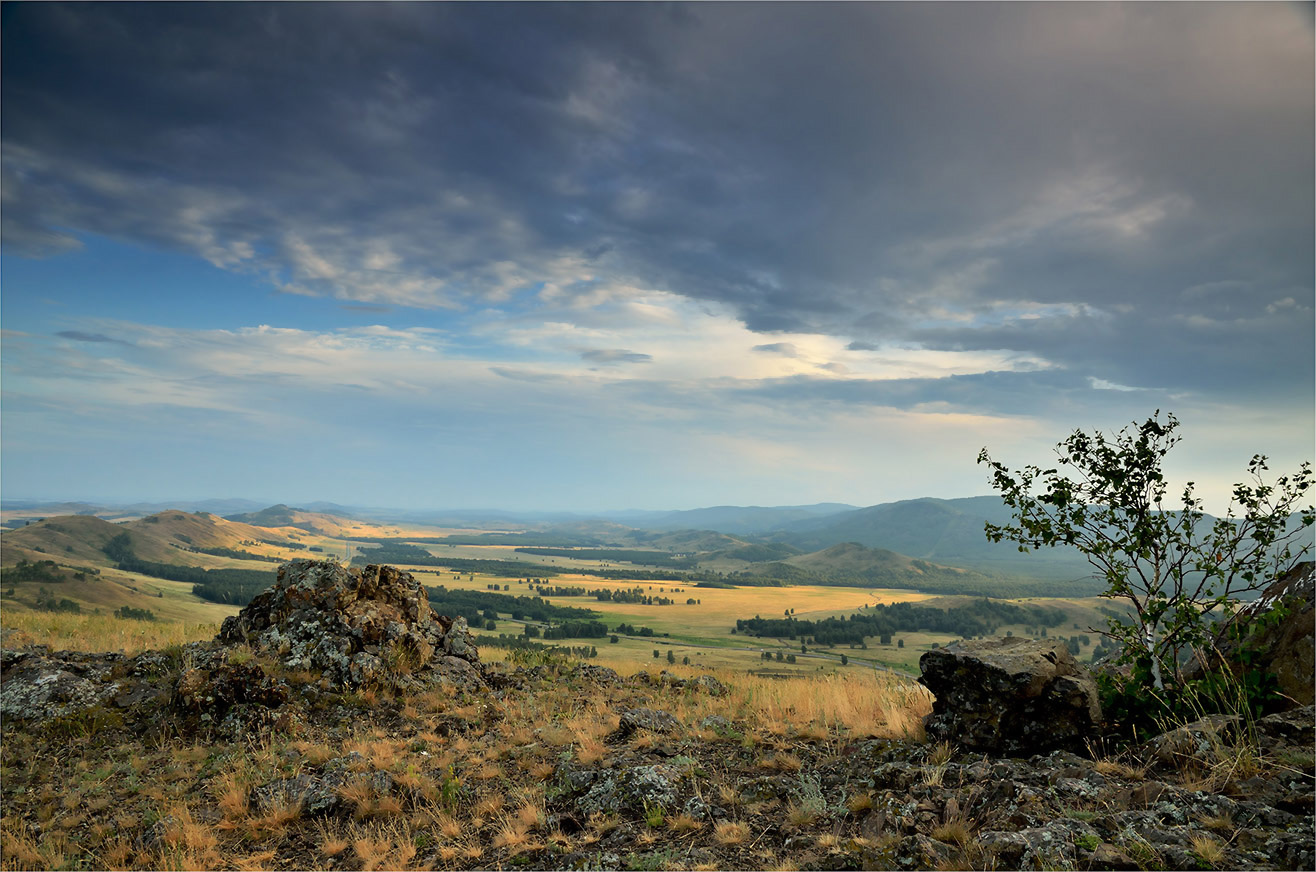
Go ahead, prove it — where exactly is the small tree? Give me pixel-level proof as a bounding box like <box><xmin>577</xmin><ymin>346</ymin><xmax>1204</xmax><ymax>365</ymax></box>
<box><xmin>980</xmin><ymin>411</ymin><xmax>1313</xmax><ymax>698</ymax></box>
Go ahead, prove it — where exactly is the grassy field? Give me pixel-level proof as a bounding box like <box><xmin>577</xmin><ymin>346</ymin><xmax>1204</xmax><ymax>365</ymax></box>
<box><xmin>1</xmin><ymin>513</ymin><xmax>1118</xmax><ymax>675</ymax></box>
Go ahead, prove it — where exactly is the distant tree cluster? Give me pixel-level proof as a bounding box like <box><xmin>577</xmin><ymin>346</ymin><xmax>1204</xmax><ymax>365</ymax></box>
<box><xmin>479</xmin><ymin>634</ymin><xmax>598</xmax><ymax>660</ymax></box>
<box><xmin>612</xmin><ymin>623</ymin><xmax>658</xmax><ymax>637</ymax></box>
<box><xmin>737</xmin><ymin>599</ymin><xmax>1066</xmax><ymax>646</ymax></box>
<box><xmin>34</xmin><ymin>587</ymin><xmax>80</xmax><ymax>613</ymax></box>
<box><xmin>541</xmin><ymin>620</ymin><xmax>610</xmax><ymax>640</ymax></box>
<box><xmin>1</xmin><ymin>559</ymin><xmax>64</xmax><ymax>584</ymax></box>
<box><xmin>354</xmin><ymin>543</ymin><xmax>561</xmax><ymax>578</ymax></box>
<box><xmin>114</xmin><ymin>605</ymin><xmax>157</xmax><ymax>621</ymax></box>
<box><xmin>423</xmin><ymin>585</ymin><xmax>598</xmax><ymax>626</ymax></box>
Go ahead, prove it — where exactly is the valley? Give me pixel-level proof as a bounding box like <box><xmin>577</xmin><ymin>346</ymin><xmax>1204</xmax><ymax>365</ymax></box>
<box><xmin>0</xmin><ymin>500</ymin><xmax>1118</xmax><ymax>676</ymax></box>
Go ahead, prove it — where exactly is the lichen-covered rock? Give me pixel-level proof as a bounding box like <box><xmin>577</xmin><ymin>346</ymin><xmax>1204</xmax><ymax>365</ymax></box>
<box><xmin>1183</xmin><ymin>562</ymin><xmax>1314</xmax><ymax>711</ymax></box>
<box><xmin>175</xmin><ymin>658</ymin><xmax>288</xmax><ymax>713</ymax></box>
<box><xmin>572</xmin><ymin>763</ymin><xmax>685</xmax><ymax>816</ymax></box>
<box><xmin>919</xmin><ymin>637</ymin><xmax>1102</xmax><ymax>755</ymax></box>
<box><xmin>1140</xmin><ymin>714</ymin><xmax>1241</xmax><ymax>767</ymax></box>
<box><xmin>0</xmin><ymin>649</ymin><xmax>121</xmax><ymax>722</ymax></box>
<box><xmin>216</xmin><ymin>559</ymin><xmax>482</xmax><ymax>690</ymax></box>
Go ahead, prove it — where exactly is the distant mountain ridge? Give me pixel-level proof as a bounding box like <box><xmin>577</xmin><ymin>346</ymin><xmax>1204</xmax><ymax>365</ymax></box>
<box><xmin>764</xmin><ymin>496</ymin><xmax>1093</xmax><ymax>580</ymax></box>
<box><xmin>615</xmin><ymin>503</ymin><xmax>858</xmax><ymax>535</ymax></box>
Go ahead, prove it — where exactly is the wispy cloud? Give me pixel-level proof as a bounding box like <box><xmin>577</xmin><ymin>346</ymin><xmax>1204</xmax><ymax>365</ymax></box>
<box><xmin>580</xmin><ymin>349</ymin><xmax>652</xmax><ymax>365</ymax></box>
<box><xmin>55</xmin><ymin>330</ymin><xmax>130</xmax><ymax>345</ymax></box>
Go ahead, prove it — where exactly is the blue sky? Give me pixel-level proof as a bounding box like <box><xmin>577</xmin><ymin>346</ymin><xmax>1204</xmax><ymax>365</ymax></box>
<box><xmin>2</xmin><ymin>3</ymin><xmax>1312</xmax><ymax>513</ymax></box>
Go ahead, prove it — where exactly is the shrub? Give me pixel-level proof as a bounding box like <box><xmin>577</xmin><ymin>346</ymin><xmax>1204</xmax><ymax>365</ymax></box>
<box><xmin>981</xmin><ymin>411</ymin><xmax>1312</xmax><ymax>712</ymax></box>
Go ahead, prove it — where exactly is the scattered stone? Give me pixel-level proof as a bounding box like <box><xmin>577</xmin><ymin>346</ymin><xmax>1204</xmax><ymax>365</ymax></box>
<box><xmin>919</xmin><ymin>637</ymin><xmax>1103</xmax><ymax>755</ymax></box>
<box><xmin>613</xmin><ymin>707</ymin><xmax>683</xmax><ymax>739</ymax></box>
<box><xmin>569</xmin><ymin>663</ymin><xmax>624</xmax><ymax>685</ymax></box>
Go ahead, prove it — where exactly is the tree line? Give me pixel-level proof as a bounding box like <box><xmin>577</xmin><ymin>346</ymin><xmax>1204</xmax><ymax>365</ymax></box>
<box><xmin>736</xmin><ymin>598</ymin><xmax>1067</xmax><ymax>647</ymax></box>
<box><xmin>423</xmin><ymin>584</ymin><xmax>599</xmax><ymax>625</ymax></box>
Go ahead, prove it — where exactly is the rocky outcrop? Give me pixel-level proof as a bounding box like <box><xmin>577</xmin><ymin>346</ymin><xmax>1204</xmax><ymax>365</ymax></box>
<box><xmin>217</xmin><ymin>559</ymin><xmax>482</xmax><ymax>690</ymax></box>
<box><xmin>1183</xmin><ymin>562</ymin><xmax>1314</xmax><ymax>711</ymax></box>
<box><xmin>919</xmin><ymin>637</ymin><xmax>1102</xmax><ymax>755</ymax></box>
<box><xmin>0</xmin><ymin>648</ymin><xmax>123</xmax><ymax>722</ymax></box>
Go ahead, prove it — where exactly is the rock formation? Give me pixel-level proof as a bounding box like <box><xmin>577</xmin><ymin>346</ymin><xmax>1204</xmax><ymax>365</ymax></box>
<box><xmin>1183</xmin><ymin>561</ymin><xmax>1314</xmax><ymax>711</ymax></box>
<box><xmin>919</xmin><ymin>637</ymin><xmax>1102</xmax><ymax>755</ymax></box>
<box><xmin>217</xmin><ymin>559</ymin><xmax>482</xmax><ymax>690</ymax></box>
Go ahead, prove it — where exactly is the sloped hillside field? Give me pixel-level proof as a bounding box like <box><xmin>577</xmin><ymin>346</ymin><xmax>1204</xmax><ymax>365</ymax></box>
<box><xmin>1</xmin><ymin>559</ymin><xmax>1312</xmax><ymax>871</ymax></box>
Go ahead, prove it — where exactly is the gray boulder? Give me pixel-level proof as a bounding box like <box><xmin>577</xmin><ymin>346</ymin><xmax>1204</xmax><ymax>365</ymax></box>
<box><xmin>919</xmin><ymin>637</ymin><xmax>1102</xmax><ymax>755</ymax></box>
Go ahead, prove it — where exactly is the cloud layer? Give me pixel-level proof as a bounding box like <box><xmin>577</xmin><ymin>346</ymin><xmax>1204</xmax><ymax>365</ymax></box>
<box><xmin>1</xmin><ymin>3</ymin><xmax>1311</xmax><ymax>509</ymax></box>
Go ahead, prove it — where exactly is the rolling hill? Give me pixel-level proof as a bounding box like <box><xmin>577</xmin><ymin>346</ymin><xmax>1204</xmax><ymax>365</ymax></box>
<box><xmin>0</xmin><ymin>511</ymin><xmax>310</xmax><ymax>569</ymax></box>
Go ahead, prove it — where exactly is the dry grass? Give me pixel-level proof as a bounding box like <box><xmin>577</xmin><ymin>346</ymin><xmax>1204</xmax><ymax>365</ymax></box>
<box><xmin>1094</xmin><ymin>758</ymin><xmax>1147</xmax><ymax>781</ymax></box>
<box><xmin>846</xmin><ymin>792</ymin><xmax>874</xmax><ymax>814</ymax></box>
<box><xmin>0</xmin><ymin>611</ymin><xmax>945</xmax><ymax>872</ymax></box>
<box><xmin>713</xmin><ymin>670</ymin><xmax>931</xmax><ymax>739</ymax></box>
<box><xmin>713</xmin><ymin>820</ymin><xmax>750</xmax><ymax>845</ymax></box>
<box><xmin>931</xmin><ymin>818</ymin><xmax>973</xmax><ymax>848</ymax></box>
<box><xmin>784</xmin><ymin>802</ymin><xmax>819</xmax><ymax>828</ymax></box>
<box><xmin>759</xmin><ymin>752</ymin><xmax>804</xmax><ymax>773</ymax></box>
<box><xmin>1</xmin><ymin>609</ymin><xmax>223</xmax><ymax>654</ymax></box>
<box><xmin>151</xmin><ymin>802</ymin><xmax>222</xmax><ymax>869</ymax></box>
<box><xmin>350</xmin><ymin>820</ymin><xmax>418</xmax><ymax>871</ymax></box>
<box><xmin>1189</xmin><ymin>833</ymin><xmax>1226</xmax><ymax>867</ymax></box>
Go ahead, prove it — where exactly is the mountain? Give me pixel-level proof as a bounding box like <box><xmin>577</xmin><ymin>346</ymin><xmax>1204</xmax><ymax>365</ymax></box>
<box><xmin>618</xmin><ymin>503</ymin><xmax>858</xmax><ymax>535</ymax></box>
<box><xmin>767</xmin><ymin>496</ymin><xmax>1095</xmax><ymax>581</ymax></box>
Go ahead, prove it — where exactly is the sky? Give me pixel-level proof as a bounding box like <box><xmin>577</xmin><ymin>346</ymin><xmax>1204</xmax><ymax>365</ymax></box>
<box><xmin>1</xmin><ymin>2</ymin><xmax>1312</xmax><ymax>514</ymax></box>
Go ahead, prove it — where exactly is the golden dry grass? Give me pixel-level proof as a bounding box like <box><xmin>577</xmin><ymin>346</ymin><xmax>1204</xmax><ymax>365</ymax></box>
<box><xmin>0</xmin><ymin>609</ymin><xmax>223</xmax><ymax>654</ymax></box>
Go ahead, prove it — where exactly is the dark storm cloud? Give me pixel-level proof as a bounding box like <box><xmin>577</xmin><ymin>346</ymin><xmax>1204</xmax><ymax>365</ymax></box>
<box><xmin>579</xmin><ymin>349</ymin><xmax>652</xmax><ymax>365</ymax></box>
<box><xmin>2</xmin><ymin>3</ymin><xmax>1311</xmax><ymax>407</ymax></box>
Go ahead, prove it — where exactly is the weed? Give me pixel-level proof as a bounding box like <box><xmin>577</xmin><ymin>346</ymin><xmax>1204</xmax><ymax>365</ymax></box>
<box><xmin>1074</xmin><ymin>832</ymin><xmax>1101</xmax><ymax>851</ymax></box>
<box><xmin>642</xmin><ymin>800</ymin><xmax>665</xmax><ymax>829</ymax></box>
